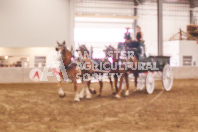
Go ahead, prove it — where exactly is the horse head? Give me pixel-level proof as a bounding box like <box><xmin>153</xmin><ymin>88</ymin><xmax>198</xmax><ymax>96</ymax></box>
<box><xmin>56</xmin><ymin>41</ymin><xmax>72</xmax><ymax>66</ymax></box>
<box><xmin>56</xmin><ymin>41</ymin><xmax>66</xmax><ymax>53</ymax></box>
<box><xmin>103</xmin><ymin>45</ymin><xmax>116</xmax><ymax>58</ymax></box>
<box><xmin>103</xmin><ymin>45</ymin><xmax>121</xmax><ymax>63</ymax></box>
<box><xmin>76</xmin><ymin>44</ymin><xmax>90</xmax><ymax>58</ymax></box>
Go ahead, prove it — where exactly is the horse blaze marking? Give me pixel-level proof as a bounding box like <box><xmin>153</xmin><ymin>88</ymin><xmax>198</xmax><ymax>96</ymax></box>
<box><xmin>33</xmin><ymin>71</ymin><xmax>40</xmax><ymax>79</ymax></box>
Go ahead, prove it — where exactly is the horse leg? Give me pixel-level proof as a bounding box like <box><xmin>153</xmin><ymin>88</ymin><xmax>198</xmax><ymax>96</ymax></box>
<box><xmin>115</xmin><ymin>74</ymin><xmax>124</xmax><ymax>98</ymax></box>
<box><xmin>124</xmin><ymin>73</ymin><xmax>129</xmax><ymax>96</ymax></box>
<box><xmin>108</xmin><ymin>75</ymin><xmax>114</xmax><ymax>94</ymax></box>
<box><xmin>121</xmin><ymin>79</ymin><xmax>125</xmax><ymax>91</ymax></box>
<box><xmin>98</xmin><ymin>80</ymin><xmax>103</xmax><ymax>96</ymax></box>
<box><xmin>74</xmin><ymin>79</ymin><xmax>80</xmax><ymax>102</ymax></box>
<box><xmin>134</xmin><ymin>71</ymin><xmax>139</xmax><ymax>91</ymax></box>
<box><xmin>86</xmin><ymin>81</ymin><xmax>92</xmax><ymax>99</ymax></box>
<box><xmin>114</xmin><ymin>75</ymin><xmax>118</xmax><ymax>94</ymax></box>
<box><xmin>58</xmin><ymin>75</ymin><xmax>65</xmax><ymax>98</ymax></box>
<box><xmin>82</xmin><ymin>80</ymin><xmax>92</xmax><ymax>99</ymax></box>
<box><xmin>87</xmin><ymin>80</ymin><xmax>97</xmax><ymax>94</ymax></box>
<box><xmin>79</xmin><ymin>79</ymin><xmax>85</xmax><ymax>99</ymax></box>
<box><xmin>79</xmin><ymin>78</ymin><xmax>93</xmax><ymax>99</ymax></box>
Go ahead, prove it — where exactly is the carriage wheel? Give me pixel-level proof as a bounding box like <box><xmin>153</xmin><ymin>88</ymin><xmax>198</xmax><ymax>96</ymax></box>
<box><xmin>137</xmin><ymin>76</ymin><xmax>145</xmax><ymax>90</ymax></box>
<box><xmin>162</xmin><ymin>64</ymin><xmax>173</xmax><ymax>91</ymax></box>
<box><xmin>146</xmin><ymin>72</ymin><xmax>155</xmax><ymax>94</ymax></box>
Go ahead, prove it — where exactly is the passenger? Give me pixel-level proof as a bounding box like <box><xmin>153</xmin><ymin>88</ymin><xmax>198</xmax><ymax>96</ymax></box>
<box><xmin>136</xmin><ymin>26</ymin><xmax>143</xmax><ymax>42</ymax></box>
<box><xmin>136</xmin><ymin>26</ymin><xmax>146</xmax><ymax>58</ymax></box>
<box><xmin>124</xmin><ymin>29</ymin><xmax>140</xmax><ymax>59</ymax></box>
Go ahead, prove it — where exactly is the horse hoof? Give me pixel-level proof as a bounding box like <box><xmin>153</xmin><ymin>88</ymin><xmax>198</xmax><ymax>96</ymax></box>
<box><xmin>79</xmin><ymin>89</ymin><xmax>85</xmax><ymax>99</ymax></box>
<box><xmin>74</xmin><ymin>93</ymin><xmax>80</xmax><ymax>102</ymax></box>
<box><xmin>86</xmin><ymin>94</ymin><xmax>92</xmax><ymax>99</ymax></box>
<box><xmin>115</xmin><ymin>94</ymin><xmax>121</xmax><ymax>99</ymax></box>
<box><xmin>112</xmin><ymin>92</ymin><xmax>117</xmax><ymax>95</ymax></box>
<box><xmin>58</xmin><ymin>87</ymin><xmax>65</xmax><ymax>98</ymax></box>
<box><xmin>74</xmin><ymin>98</ymin><xmax>80</xmax><ymax>102</ymax></box>
<box><xmin>79</xmin><ymin>95</ymin><xmax>84</xmax><ymax>99</ymax></box>
<box><xmin>125</xmin><ymin>90</ymin><xmax>129</xmax><ymax>96</ymax></box>
<box><xmin>79</xmin><ymin>94</ymin><xmax>85</xmax><ymax>99</ymax></box>
<box><xmin>59</xmin><ymin>93</ymin><xmax>65</xmax><ymax>98</ymax></box>
<box><xmin>135</xmin><ymin>87</ymin><xmax>140</xmax><ymax>91</ymax></box>
<box><xmin>90</xmin><ymin>89</ymin><xmax>97</xmax><ymax>94</ymax></box>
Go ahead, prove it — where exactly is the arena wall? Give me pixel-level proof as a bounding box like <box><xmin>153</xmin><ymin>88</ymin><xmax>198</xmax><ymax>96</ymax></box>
<box><xmin>0</xmin><ymin>47</ymin><xmax>55</xmax><ymax>67</ymax></box>
<box><xmin>0</xmin><ymin>67</ymin><xmax>197</xmax><ymax>83</ymax></box>
<box><xmin>173</xmin><ymin>66</ymin><xmax>198</xmax><ymax>79</ymax></box>
<box><xmin>0</xmin><ymin>0</ymin><xmax>75</xmax><ymax>48</ymax></box>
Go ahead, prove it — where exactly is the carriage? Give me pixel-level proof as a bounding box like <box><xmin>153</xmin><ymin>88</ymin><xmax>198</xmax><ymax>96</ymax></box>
<box><xmin>117</xmin><ymin>42</ymin><xmax>174</xmax><ymax>94</ymax></box>
<box><xmin>136</xmin><ymin>56</ymin><xmax>173</xmax><ymax>94</ymax></box>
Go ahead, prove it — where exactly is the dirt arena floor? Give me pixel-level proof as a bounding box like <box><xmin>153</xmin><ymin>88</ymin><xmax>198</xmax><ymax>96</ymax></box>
<box><xmin>0</xmin><ymin>79</ymin><xmax>198</xmax><ymax>132</ymax></box>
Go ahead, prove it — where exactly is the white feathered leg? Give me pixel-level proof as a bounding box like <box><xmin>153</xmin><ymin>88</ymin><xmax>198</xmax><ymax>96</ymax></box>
<box><xmin>121</xmin><ymin>80</ymin><xmax>125</xmax><ymax>91</ymax></box>
<box><xmin>115</xmin><ymin>94</ymin><xmax>121</xmax><ymax>99</ymax></box>
<box><xmin>74</xmin><ymin>92</ymin><xmax>80</xmax><ymax>102</ymax></box>
<box><xmin>85</xmin><ymin>87</ymin><xmax>92</xmax><ymax>99</ymax></box>
<box><xmin>58</xmin><ymin>87</ymin><xmax>65</xmax><ymax>98</ymax></box>
<box><xmin>125</xmin><ymin>90</ymin><xmax>129</xmax><ymax>96</ymax></box>
<box><xmin>79</xmin><ymin>88</ymin><xmax>85</xmax><ymax>99</ymax></box>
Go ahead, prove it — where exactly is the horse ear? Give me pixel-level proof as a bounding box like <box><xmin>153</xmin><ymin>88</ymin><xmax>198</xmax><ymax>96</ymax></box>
<box><xmin>63</xmin><ymin>41</ymin><xmax>66</xmax><ymax>45</ymax></box>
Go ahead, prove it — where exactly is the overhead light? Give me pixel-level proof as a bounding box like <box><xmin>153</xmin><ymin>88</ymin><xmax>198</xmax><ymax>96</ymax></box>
<box><xmin>5</xmin><ymin>56</ymin><xmax>8</xmax><ymax>59</ymax></box>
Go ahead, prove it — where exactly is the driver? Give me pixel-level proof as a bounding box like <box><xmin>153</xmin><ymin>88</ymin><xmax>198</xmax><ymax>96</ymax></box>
<box><xmin>136</xmin><ymin>26</ymin><xmax>146</xmax><ymax>58</ymax></box>
<box><xmin>124</xmin><ymin>28</ymin><xmax>140</xmax><ymax>59</ymax></box>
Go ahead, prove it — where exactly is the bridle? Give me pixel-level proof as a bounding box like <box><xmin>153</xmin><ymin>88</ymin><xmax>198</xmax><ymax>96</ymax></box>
<box><xmin>60</xmin><ymin>46</ymin><xmax>66</xmax><ymax>61</ymax></box>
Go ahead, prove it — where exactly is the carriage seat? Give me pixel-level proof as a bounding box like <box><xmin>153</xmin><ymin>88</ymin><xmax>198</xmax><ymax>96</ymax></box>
<box><xmin>118</xmin><ymin>41</ymin><xmax>146</xmax><ymax>60</ymax></box>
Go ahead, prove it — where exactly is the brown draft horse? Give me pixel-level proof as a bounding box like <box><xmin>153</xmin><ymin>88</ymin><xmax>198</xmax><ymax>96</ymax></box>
<box><xmin>75</xmin><ymin>44</ymin><xmax>95</xmax><ymax>99</ymax></box>
<box><xmin>103</xmin><ymin>45</ymin><xmax>139</xmax><ymax>98</ymax></box>
<box><xmin>76</xmin><ymin>44</ymin><xmax>114</xmax><ymax>96</ymax></box>
<box><xmin>55</xmin><ymin>41</ymin><xmax>83</xmax><ymax>102</ymax></box>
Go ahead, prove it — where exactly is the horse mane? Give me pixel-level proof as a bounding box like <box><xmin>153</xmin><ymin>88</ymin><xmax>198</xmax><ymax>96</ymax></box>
<box><xmin>105</xmin><ymin>45</ymin><xmax>116</xmax><ymax>52</ymax></box>
<box><xmin>80</xmin><ymin>45</ymin><xmax>88</xmax><ymax>51</ymax></box>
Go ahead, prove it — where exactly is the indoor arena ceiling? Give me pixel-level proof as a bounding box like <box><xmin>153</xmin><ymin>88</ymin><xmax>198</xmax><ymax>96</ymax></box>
<box><xmin>140</xmin><ymin>0</ymin><xmax>198</xmax><ymax>7</ymax></box>
<box><xmin>79</xmin><ymin>0</ymin><xmax>198</xmax><ymax>7</ymax></box>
